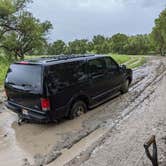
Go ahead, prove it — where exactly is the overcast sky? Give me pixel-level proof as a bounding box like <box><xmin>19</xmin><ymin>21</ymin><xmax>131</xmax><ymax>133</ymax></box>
<box><xmin>29</xmin><ymin>0</ymin><xmax>166</xmax><ymax>42</ymax></box>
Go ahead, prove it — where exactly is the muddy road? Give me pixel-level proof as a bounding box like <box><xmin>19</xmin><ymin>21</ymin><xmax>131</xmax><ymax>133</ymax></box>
<box><xmin>0</xmin><ymin>56</ymin><xmax>166</xmax><ymax>166</ymax></box>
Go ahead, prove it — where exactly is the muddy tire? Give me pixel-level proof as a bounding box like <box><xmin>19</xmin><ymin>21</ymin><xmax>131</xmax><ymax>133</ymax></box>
<box><xmin>121</xmin><ymin>79</ymin><xmax>129</xmax><ymax>94</ymax></box>
<box><xmin>69</xmin><ymin>101</ymin><xmax>87</xmax><ymax>120</ymax></box>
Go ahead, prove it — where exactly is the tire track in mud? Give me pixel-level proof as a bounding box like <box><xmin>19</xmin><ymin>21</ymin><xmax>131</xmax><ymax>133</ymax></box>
<box><xmin>0</xmin><ymin>89</ymin><xmax>7</xmax><ymax>113</ymax></box>
<box><xmin>25</xmin><ymin>59</ymin><xmax>166</xmax><ymax>166</ymax></box>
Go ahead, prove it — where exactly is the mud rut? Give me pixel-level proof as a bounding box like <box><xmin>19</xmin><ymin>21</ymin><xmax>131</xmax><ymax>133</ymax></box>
<box><xmin>0</xmin><ymin>57</ymin><xmax>166</xmax><ymax>166</ymax></box>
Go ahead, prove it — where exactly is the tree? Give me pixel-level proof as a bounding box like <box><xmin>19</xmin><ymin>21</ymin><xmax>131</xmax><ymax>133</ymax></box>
<box><xmin>151</xmin><ymin>8</ymin><xmax>166</xmax><ymax>56</ymax></box>
<box><xmin>66</xmin><ymin>39</ymin><xmax>88</xmax><ymax>54</ymax></box>
<box><xmin>87</xmin><ymin>41</ymin><xmax>94</xmax><ymax>53</ymax></box>
<box><xmin>48</xmin><ymin>40</ymin><xmax>66</xmax><ymax>55</ymax></box>
<box><xmin>124</xmin><ymin>34</ymin><xmax>152</xmax><ymax>55</ymax></box>
<box><xmin>92</xmin><ymin>35</ymin><xmax>110</xmax><ymax>54</ymax></box>
<box><xmin>0</xmin><ymin>0</ymin><xmax>52</xmax><ymax>59</ymax></box>
<box><xmin>110</xmin><ymin>33</ymin><xmax>128</xmax><ymax>54</ymax></box>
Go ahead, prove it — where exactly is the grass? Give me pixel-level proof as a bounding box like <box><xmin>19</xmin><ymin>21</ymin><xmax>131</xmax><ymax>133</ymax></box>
<box><xmin>109</xmin><ymin>54</ymin><xmax>146</xmax><ymax>69</ymax></box>
<box><xmin>25</xmin><ymin>55</ymin><xmax>46</xmax><ymax>59</ymax></box>
<box><xmin>109</xmin><ymin>54</ymin><xmax>131</xmax><ymax>64</ymax></box>
<box><xmin>0</xmin><ymin>56</ymin><xmax>10</xmax><ymax>86</ymax></box>
<box><xmin>128</xmin><ymin>57</ymin><xmax>146</xmax><ymax>69</ymax></box>
<box><xmin>0</xmin><ymin>54</ymin><xmax>147</xmax><ymax>87</ymax></box>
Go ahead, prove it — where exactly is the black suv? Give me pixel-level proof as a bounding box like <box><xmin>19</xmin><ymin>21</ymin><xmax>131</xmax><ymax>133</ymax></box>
<box><xmin>5</xmin><ymin>55</ymin><xmax>132</xmax><ymax>122</ymax></box>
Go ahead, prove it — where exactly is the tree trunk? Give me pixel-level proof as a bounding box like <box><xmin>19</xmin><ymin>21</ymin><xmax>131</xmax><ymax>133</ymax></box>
<box><xmin>159</xmin><ymin>48</ymin><xmax>164</xmax><ymax>56</ymax></box>
<box><xmin>14</xmin><ymin>54</ymin><xmax>18</xmax><ymax>60</ymax></box>
<box><xmin>20</xmin><ymin>54</ymin><xmax>24</xmax><ymax>60</ymax></box>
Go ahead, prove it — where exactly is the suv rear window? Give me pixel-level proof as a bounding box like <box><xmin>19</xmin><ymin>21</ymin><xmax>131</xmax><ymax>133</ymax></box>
<box><xmin>5</xmin><ymin>64</ymin><xmax>42</xmax><ymax>91</ymax></box>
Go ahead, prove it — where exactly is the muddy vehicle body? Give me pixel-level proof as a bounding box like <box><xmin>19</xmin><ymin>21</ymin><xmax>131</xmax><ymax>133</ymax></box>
<box><xmin>4</xmin><ymin>54</ymin><xmax>132</xmax><ymax>122</ymax></box>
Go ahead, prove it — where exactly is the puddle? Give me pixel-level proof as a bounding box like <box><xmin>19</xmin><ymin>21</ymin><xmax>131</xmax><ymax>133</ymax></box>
<box><xmin>13</xmin><ymin>115</ymin><xmax>86</xmax><ymax>155</ymax></box>
<box><xmin>48</xmin><ymin>127</ymin><xmax>108</xmax><ymax>166</ymax></box>
<box><xmin>0</xmin><ymin>111</ymin><xmax>33</xmax><ymax>166</ymax></box>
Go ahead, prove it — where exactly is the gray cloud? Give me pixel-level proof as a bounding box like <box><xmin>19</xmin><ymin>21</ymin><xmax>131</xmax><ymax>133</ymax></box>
<box><xmin>29</xmin><ymin>0</ymin><xmax>166</xmax><ymax>42</ymax></box>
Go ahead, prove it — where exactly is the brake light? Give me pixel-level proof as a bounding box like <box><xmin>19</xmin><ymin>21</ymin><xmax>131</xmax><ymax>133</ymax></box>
<box><xmin>41</xmin><ymin>98</ymin><xmax>50</xmax><ymax>111</ymax></box>
<box><xmin>20</xmin><ymin>61</ymin><xmax>29</xmax><ymax>64</ymax></box>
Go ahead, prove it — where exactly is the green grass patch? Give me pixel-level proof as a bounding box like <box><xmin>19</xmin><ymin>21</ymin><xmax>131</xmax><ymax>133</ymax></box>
<box><xmin>108</xmin><ymin>54</ymin><xmax>131</xmax><ymax>64</ymax></box>
<box><xmin>128</xmin><ymin>57</ymin><xmax>146</xmax><ymax>69</ymax></box>
<box><xmin>25</xmin><ymin>55</ymin><xmax>46</xmax><ymax>59</ymax></box>
<box><xmin>109</xmin><ymin>54</ymin><xmax>146</xmax><ymax>69</ymax></box>
<box><xmin>124</xmin><ymin>57</ymin><xmax>138</xmax><ymax>65</ymax></box>
<box><xmin>0</xmin><ymin>56</ymin><xmax>10</xmax><ymax>86</ymax></box>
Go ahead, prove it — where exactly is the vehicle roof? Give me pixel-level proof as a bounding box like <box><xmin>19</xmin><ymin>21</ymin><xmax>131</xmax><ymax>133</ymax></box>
<box><xmin>15</xmin><ymin>54</ymin><xmax>108</xmax><ymax>66</ymax></box>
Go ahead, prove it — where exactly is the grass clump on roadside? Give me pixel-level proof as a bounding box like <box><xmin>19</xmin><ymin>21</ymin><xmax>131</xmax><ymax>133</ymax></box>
<box><xmin>128</xmin><ymin>57</ymin><xmax>146</xmax><ymax>69</ymax></box>
<box><xmin>0</xmin><ymin>56</ymin><xmax>10</xmax><ymax>86</ymax></box>
<box><xmin>109</xmin><ymin>54</ymin><xmax>131</xmax><ymax>64</ymax></box>
<box><xmin>109</xmin><ymin>54</ymin><xmax>146</xmax><ymax>69</ymax></box>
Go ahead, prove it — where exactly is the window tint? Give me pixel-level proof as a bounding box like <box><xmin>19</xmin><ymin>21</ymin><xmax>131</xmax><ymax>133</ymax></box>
<box><xmin>89</xmin><ymin>58</ymin><xmax>106</xmax><ymax>76</ymax></box>
<box><xmin>105</xmin><ymin>57</ymin><xmax>119</xmax><ymax>71</ymax></box>
<box><xmin>47</xmin><ymin>61</ymin><xmax>87</xmax><ymax>91</ymax></box>
<box><xmin>5</xmin><ymin>64</ymin><xmax>42</xmax><ymax>91</ymax></box>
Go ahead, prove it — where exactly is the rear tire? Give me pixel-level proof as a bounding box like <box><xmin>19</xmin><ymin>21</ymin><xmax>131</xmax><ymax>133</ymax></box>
<box><xmin>121</xmin><ymin>79</ymin><xmax>129</xmax><ymax>93</ymax></box>
<box><xmin>69</xmin><ymin>101</ymin><xmax>87</xmax><ymax>120</ymax></box>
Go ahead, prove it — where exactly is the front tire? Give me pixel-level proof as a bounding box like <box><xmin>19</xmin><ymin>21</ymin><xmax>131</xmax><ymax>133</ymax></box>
<box><xmin>69</xmin><ymin>101</ymin><xmax>87</xmax><ymax>119</ymax></box>
<box><xmin>121</xmin><ymin>79</ymin><xmax>129</xmax><ymax>93</ymax></box>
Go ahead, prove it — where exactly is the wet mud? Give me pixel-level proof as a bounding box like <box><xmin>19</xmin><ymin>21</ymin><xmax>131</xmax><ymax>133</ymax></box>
<box><xmin>0</xmin><ymin>56</ymin><xmax>166</xmax><ymax>166</ymax></box>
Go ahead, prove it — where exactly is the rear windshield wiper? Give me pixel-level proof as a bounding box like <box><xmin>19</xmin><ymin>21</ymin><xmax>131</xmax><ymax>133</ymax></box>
<box><xmin>21</xmin><ymin>84</ymin><xmax>32</xmax><ymax>88</ymax></box>
<box><xmin>7</xmin><ymin>82</ymin><xmax>16</xmax><ymax>86</ymax></box>
<box><xmin>7</xmin><ymin>82</ymin><xmax>32</xmax><ymax>88</ymax></box>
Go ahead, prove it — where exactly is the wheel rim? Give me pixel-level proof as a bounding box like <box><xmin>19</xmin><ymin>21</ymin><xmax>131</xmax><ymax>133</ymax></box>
<box><xmin>74</xmin><ymin>105</ymin><xmax>84</xmax><ymax>117</ymax></box>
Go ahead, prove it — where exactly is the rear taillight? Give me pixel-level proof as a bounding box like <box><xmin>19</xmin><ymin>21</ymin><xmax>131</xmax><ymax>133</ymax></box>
<box><xmin>20</xmin><ymin>61</ymin><xmax>29</xmax><ymax>64</ymax></box>
<box><xmin>41</xmin><ymin>98</ymin><xmax>50</xmax><ymax>111</ymax></box>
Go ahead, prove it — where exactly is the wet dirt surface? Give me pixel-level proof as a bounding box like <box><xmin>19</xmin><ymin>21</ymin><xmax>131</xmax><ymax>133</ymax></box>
<box><xmin>72</xmin><ymin>64</ymin><xmax>166</xmax><ymax>166</ymax></box>
<box><xmin>0</xmin><ymin>56</ymin><xmax>166</xmax><ymax>166</ymax></box>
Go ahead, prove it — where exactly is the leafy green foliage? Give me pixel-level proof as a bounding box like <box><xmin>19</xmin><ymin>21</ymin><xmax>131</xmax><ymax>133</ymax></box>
<box><xmin>46</xmin><ymin>33</ymin><xmax>155</xmax><ymax>56</ymax></box>
<box><xmin>151</xmin><ymin>8</ymin><xmax>166</xmax><ymax>56</ymax></box>
<box><xmin>92</xmin><ymin>35</ymin><xmax>110</xmax><ymax>54</ymax></box>
<box><xmin>0</xmin><ymin>0</ymin><xmax>16</xmax><ymax>16</ymax></box>
<box><xmin>124</xmin><ymin>35</ymin><xmax>153</xmax><ymax>55</ymax></box>
<box><xmin>66</xmin><ymin>39</ymin><xmax>89</xmax><ymax>54</ymax></box>
<box><xmin>48</xmin><ymin>40</ymin><xmax>66</xmax><ymax>55</ymax></box>
<box><xmin>110</xmin><ymin>33</ymin><xmax>128</xmax><ymax>54</ymax></box>
<box><xmin>0</xmin><ymin>55</ymin><xmax>9</xmax><ymax>85</ymax></box>
<box><xmin>0</xmin><ymin>0</ymin><xmax>52</xmax><ymax>59</ymax></box>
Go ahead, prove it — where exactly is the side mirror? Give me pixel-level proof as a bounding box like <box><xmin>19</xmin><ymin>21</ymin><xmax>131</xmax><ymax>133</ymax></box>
<box><xmin>121</xmin><ymin>65</ymin><xmax>127</xmax><ymax>70</ymax></box>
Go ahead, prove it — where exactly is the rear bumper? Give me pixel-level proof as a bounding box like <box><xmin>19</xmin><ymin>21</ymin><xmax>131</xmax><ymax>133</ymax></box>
<box><xmin>5</xmin><ymin>101</ymin><xmax>51</xmax><ymax>123</ymax></box>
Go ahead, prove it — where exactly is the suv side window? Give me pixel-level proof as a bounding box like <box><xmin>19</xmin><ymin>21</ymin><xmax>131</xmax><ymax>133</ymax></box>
<box><xmin>47</xmin><ymin>61</ymin><xmax>87</xmax><ymax>92</ymax></box>
<box><xmin>105</xmin><ymin>57</ymin><xmax>119</xmax><ymax>71</ymax></box>
<box><xmin>72</xmin><ymin>61</ymin><xmax>87</xmax><ymax>81</ymax></box>
<box><xmin>88</xmin><ymin>58</ymin><xmax>106</xmax><ymax>76</ymax></box>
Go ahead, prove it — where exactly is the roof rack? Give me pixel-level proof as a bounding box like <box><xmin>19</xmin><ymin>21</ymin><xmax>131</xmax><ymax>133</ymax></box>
<box><xmin>43</xmin><ymin>54</ymin><xmax>95</xmax><ymax>63</ymax></box>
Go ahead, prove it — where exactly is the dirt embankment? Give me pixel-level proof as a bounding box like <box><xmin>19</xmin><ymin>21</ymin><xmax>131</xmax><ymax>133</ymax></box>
<box><xmin>0</xmin><ymin>56</ymin><xmax>166</xmax><ymax>166</ymax></box>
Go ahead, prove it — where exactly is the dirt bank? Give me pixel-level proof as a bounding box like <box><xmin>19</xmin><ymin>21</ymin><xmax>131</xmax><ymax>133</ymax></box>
<box><xmin>0</xmin><ymin>56</ymin><xmax>166</xmax><ymax>166</ymax></box>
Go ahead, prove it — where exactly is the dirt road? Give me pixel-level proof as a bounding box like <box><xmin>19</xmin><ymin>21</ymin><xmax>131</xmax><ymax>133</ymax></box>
<box><xmin>0</xmin><ymin>56</ymin><xmax>166</xmax><ymax>166</ymax></box>
<box><xmin>70</xmin><ymin>61</ymin><xmax>166</xmax><ymax>166</ymax></box>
